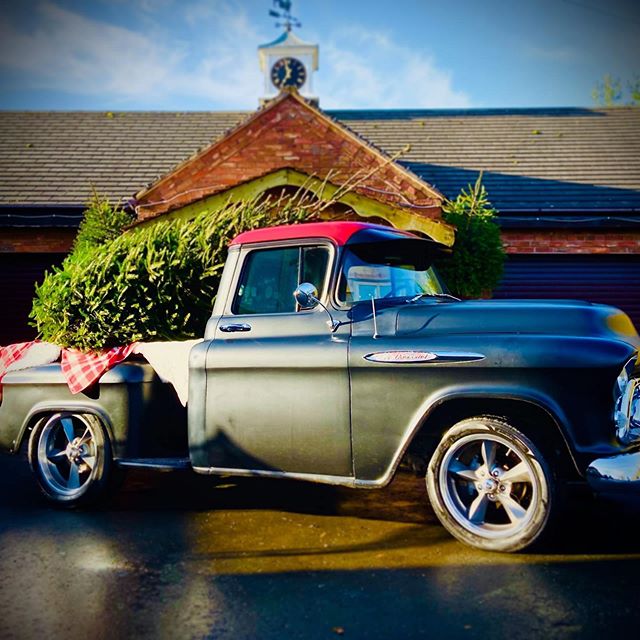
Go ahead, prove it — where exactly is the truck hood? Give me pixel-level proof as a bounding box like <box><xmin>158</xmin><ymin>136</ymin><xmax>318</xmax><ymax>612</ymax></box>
<box><xmin>355</xmin><ymin>298</ymin><xmax>640</xmax><ymax>348</ymax></box>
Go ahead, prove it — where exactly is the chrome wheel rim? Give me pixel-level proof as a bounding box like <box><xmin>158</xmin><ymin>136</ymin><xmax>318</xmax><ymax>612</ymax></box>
<box><xmin>438</xmin><ymin>432</ymin><xmax>540</xmax><ymax>540</ymax></box>
<box><xmin>37</xmin><ymin>413</ymin><xmax>98</xmax><ymax>498</ymax></box>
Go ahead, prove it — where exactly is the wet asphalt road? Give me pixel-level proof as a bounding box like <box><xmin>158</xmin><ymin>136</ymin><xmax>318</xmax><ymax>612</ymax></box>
<box><xmin>2</xmin><ymin>453</ymin><xmax>640</xmax><ymax>640</ymax></box>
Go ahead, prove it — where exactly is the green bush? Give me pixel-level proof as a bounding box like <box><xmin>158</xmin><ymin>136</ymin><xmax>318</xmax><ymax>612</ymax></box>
<box><xmin>31</xmin><ymin>196</ymin><xmax>311</xmax><ymax>351</ymax></box>
<box><xmin>435</xmin><ymin>174</ymin><xmax>505</xmax><ymax>298</ymax></box>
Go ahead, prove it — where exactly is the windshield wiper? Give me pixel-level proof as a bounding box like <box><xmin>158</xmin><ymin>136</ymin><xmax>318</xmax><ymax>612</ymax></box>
<box><xmin>408</xmin><ymin>292</ymin><xmax>461</xmax><ymax>303</ymax></box>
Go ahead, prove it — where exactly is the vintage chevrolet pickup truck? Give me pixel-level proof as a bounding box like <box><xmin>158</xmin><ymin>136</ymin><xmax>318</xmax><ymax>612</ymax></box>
<box><xmin>1</xmin><ymin>221</ymin><xmax>639</xmax><ymax>552</ymax></box>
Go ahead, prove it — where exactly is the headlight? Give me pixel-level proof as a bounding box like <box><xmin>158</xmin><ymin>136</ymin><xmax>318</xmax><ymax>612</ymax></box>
<box><xmin>614</xmin><ymin>357</ymin><xmax>640</xmax><ymax>445</ymax></box>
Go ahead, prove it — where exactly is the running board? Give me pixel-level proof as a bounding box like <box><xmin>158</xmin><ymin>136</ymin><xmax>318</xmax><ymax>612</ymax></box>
<box><xmin>116</xmin><ymin>457</ymin><xmax>192</xmax><ymax>471</ymax></box>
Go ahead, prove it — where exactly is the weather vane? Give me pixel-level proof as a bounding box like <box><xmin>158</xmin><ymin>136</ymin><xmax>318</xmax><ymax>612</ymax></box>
<box><xmin>269</xmin><ymin>0</ymin><xmax>301</xmax><ymax>32</ymax></box>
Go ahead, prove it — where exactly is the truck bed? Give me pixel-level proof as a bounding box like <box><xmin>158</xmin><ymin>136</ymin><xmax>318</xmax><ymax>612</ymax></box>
<box><xmin>0</xmin><ymin>362</ymin><xmax>188</xmax><ymax>460</ymax></box>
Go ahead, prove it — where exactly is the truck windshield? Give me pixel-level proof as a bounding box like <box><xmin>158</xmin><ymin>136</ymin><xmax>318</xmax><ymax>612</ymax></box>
<box><xmin>337</xmin><ymin>239</ymin><xmax>444</xmax><ymax>304</ymax></box>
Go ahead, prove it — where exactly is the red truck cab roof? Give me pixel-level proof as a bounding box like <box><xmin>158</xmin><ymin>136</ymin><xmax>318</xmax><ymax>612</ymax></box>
<box><xmin>230</xmin><ymin>221</ymin><xmax>418</xmax><ymax>247</ymax></box>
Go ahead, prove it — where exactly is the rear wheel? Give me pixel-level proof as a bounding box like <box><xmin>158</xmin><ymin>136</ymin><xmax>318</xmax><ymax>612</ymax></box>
<box><xmin>28</xmin><ymin>412</ymin><xmax>113</xmax><ymax>507</ymax></box>
<box><xmin>426</xmin><ymin>417</ymin><xmax>556</xmax><ymax>552</ymax></box>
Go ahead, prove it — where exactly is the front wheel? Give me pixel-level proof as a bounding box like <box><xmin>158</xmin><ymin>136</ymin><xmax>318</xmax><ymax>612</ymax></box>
<box><xmin>426</xmin><ymin>417</ymin><xmax>556</xmax><ymax>552</ymax></box>
<box><xmin>28</xmin><ymin>412</ymin><xmax>113</xmax><ymax>508</ymax></box>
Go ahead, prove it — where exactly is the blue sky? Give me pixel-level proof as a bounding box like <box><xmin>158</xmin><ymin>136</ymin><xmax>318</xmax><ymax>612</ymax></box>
<box><xmin>0</xmin><ymin>0</ymin><xmax>638</xmax><ymax>110</ymax></box>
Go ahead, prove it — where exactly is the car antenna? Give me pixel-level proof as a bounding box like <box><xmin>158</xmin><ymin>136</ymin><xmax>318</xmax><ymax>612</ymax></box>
<box><xmin>371</xmin><ymin>296</ymin><xmax>380</xmax><ymax>339</ymax></box>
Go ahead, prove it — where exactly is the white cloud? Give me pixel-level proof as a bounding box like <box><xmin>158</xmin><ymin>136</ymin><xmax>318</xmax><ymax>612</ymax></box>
<box><xmin>0</xmin><ymin>2</ymin><xmax>182</xmax><ymax>97</ymax></box>
<box><xmin>320</xmin><ymin>26</ymin><xmax>471</xmax><ymax>109</ymax></box>
<box><xmin>0</xmin><ymin>0</ymin><xmax>263</xmax><ymax>108</ymax></box>
<box><xmin>0</xmin><ymin>3</ymin><xmax>470</xmax><ymax>109</ymax></box>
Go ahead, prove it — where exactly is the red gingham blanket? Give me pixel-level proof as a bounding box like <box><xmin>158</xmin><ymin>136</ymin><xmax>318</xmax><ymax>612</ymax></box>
<box><xmin>1</xmin><ymin>341</ymin><xmax>137</xmax><ymax>395</ymax></box>
<box><xmin>61</xmin><ymin>344</ymin><xmax>137</xmax><ymax>394</ymax></box>
<box><xmin>0</xmin><ymin>341</ymin><xmax>35</xmax><ymax>382</ymax></box>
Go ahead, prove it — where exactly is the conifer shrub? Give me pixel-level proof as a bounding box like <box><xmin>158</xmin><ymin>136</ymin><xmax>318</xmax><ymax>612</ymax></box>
<box><xmin>73</xmin><ymin>191</ymin><xmax>134</xmax><ymax>251</ymax></box>
<box><xmin>30</xmin><ymin>196</ymin><xmax>311</xmax><ymax>351</ymax></box>
<box><xmin>435</xmin><ymin>174</ymin><xmax>505</xmax><ymax>298</ymax></box>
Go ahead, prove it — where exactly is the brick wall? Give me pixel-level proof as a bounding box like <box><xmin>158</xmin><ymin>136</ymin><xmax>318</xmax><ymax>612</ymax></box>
<box><xmin>502</xmin><ymin>229</ymin><xmax>640</xmax><ymax>255</ymax></box>
<box><xmin>3</xmin><ymin>222</ymin><xmax>638</xmax><ymax>258</ymax></box>
<box><xmin>0</xmin><ymin>228</ymin><xmax>76</xmax><ymax>253</ymax></box>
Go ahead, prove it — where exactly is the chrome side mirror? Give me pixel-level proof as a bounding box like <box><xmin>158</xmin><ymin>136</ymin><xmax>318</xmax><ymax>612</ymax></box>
<box><xmin>294</xmin><ymin>282</ymin><xmax>320</xmax><ymax>310</ymax></box>
<box><xmin>293</xmin><ymin>282</ymin><xmax>340</xmax><ymax>332</ymax></box>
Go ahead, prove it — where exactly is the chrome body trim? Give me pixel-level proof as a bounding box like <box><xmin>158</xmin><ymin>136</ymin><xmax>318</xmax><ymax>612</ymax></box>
<box><xmin>116</xmin><ymin>458</ymin><xmax>192</xmax><ymax>471</ymax></box>
<box><xmin>363</xmin><ymin>351</ymin><xmax>485</xmax><ymax>364</ymax></box>
<box><xmin>192</xmin><ymin>465</ymin><xmax>386</xmax><ymax>489</ymax></box>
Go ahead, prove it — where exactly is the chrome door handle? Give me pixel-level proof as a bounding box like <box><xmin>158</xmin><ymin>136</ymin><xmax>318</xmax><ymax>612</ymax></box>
<box><xmin>219</xmin><ymin>323</ymin><xmax>252</xmax><ymax>333</ymax></box>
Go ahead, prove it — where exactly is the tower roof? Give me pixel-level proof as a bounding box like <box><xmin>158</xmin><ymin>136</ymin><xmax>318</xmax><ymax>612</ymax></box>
<box><xmin>258</xmin><ymin>30</ymin><xmax>312</xmax><ymax>49</ymax></box>
<box><xmin>258</xmin><ymin>30</ymin><xmax>319</xmax><ymax>71</ymax></box>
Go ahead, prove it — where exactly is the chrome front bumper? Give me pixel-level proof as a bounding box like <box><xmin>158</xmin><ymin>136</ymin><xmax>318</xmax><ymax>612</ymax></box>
<box><xmin>587</xmin><ymin>451</ymin><xmax>640</xmax><ymax>494</ymax></box>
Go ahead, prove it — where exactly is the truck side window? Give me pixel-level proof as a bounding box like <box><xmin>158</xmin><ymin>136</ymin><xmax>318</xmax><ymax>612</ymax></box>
<box><xmin>233</xmin><ymin>246</ymin><xmax>329</xmax><ymax>315</ymax></box>
<box><xmin>300</xmin><ymin>246</ymin><xmax>329</xmax><ymax>292</ymax></box>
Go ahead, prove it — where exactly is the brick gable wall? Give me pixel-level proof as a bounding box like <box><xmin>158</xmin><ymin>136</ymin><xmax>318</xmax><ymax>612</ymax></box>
<box><xmin>134</xmin><ymin>93</ymin><xmax>441</xmax><ymax>222</ymax></box>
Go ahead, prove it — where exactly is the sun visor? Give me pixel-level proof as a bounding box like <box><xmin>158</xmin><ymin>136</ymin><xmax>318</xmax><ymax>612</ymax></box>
<box><xmin>345</xmin><ymin>231</ymin><xmax>448</xmax><ymax>270</ymax></box>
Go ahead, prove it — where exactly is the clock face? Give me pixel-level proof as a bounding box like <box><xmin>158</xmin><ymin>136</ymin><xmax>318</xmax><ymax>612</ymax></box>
<box><xmin>270</xmin><ymin>57</ymin><xmax>307</xmax><ymax>90</ymax></box>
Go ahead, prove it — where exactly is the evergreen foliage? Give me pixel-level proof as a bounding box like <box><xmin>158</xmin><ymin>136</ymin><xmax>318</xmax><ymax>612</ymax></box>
<box><xmin>72</xmin><ymin>191</ymin><xmax>134</xmax><ymax>251</ymax></box>
<box><xmin>31</xmin><ymin>196</ymin><xmax>311</xmax><ymax>351</ymax></box>
<box><xmin>435</xmin><ymin>174</ymin><xmax>505</xmax><ymax>298</ymax></box>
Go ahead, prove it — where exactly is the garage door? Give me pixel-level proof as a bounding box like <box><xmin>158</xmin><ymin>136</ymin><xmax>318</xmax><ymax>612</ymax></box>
<box><xmin>0</xmin><ymin>253</ymin><xmax>66</xmax><ymax>346</ymax></box>
<box><xmin>494</xmin><ymin>255</ymin><xmax>640</xmax><ymax>330</ymax></box>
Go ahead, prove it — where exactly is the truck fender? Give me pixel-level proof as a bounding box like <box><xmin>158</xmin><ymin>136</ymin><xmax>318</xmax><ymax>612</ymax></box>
<box><xmin>380</xmin><ymin>385</ymin><xmax>577</xmax><ymax>486</ymax></box>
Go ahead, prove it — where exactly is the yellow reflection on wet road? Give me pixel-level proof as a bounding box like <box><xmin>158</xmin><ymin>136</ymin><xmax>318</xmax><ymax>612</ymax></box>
<box><xmin>183</xmin><ymin>473</ymin><xmax>640</xmax><ymax>575</ymax></box>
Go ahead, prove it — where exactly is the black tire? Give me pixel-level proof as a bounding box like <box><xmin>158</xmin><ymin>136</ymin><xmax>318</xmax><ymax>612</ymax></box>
<box><xmin>28</xmin><ymin>412</ymin><xmax>113</xmax><ymax>508</ymax></box>
<box><xmin>426</xmin><ymin>416</ymin><xmax>556</xmax><ymax>552</ymax></box>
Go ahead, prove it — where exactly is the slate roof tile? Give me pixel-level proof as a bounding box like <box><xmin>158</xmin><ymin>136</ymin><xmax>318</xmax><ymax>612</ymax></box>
<box><xmin>0</xmin><ymin>107</ymin><xmax>638</xmax><ymax>213</ymax></box>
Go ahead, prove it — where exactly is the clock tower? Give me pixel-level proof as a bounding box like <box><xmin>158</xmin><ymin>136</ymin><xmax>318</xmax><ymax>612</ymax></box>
<box><xmin>258</xmin><ymin>3</ymin><xmax>318</xmax><ymax>104</ymax></box>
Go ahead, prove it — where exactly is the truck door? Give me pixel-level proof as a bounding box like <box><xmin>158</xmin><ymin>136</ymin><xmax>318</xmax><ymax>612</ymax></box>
<box><xmin>199</xmin><ymin>241</ymin><xmax>352</xmax><ymax>477</ymax></box>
